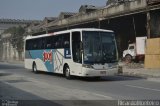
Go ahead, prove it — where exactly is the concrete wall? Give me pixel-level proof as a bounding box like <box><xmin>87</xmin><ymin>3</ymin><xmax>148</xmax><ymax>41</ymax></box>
<box><xmin>49</xmin><ymin>0</ymin><xmax>147</xmax><ymax>28</ymax></box>
<box><xmin>0</xmin><ymin>33</ymin><xmax>24</xmax><ymax>61</ymax></box>
<box><xmin>1</xmin><ymin>40</ymin><xmax>24</xmax><ymax>61</ymax></box>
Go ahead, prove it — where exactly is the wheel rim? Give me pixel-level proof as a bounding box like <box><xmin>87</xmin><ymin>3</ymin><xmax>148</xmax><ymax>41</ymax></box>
<box><xmin>33</xmin><ymin>64</ymin><xmax>37</xmax><ymax>72</ymax></box>
<box><xmin>65</xmin><ymin>67</ymin><xmax>70</xmax><ymax>77</ymax></box>
<box><xmin>125</xmin><ymin>55</ymin><xmax>132</xmax><ymax>63</ymax></box>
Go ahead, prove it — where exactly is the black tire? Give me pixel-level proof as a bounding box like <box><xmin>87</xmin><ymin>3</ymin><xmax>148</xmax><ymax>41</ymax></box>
<box><xmin>32</xmin><ymin>62</ymin><xmax>38</xmax><ymax>73</ymax></box>
<box><xmin>125</xmin><ymin>55</ymin><xmax>132</xmax><ymax>63</ymax></box>
<box><xmin>64</xmin><ymin>66</ymin><xmax>71</xmax><ymax>79</ymax></box>
<box><xmin>94</xmin><ymin>76</ymin><xmax>101</xmax><ymax>80</ymax></box>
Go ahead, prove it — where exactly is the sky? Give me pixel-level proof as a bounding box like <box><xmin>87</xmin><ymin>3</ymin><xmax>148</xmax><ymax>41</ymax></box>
<box><xmin>0</xmin><ymin>0</ymin><xmax>107</xmax><ymax>20</ymax></box>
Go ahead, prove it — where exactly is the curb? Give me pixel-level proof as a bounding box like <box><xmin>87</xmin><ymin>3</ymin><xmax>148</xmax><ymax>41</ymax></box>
<box><xmin>147</xmin><ymin>78</ymin><xmax>160</xmax><ymax>83</ymax></box>
<box><xmin>124</xmin><ymin>71</ymin><xmax>160</xmax><ymax>77</ymax></box>
<box><xmin>120</xmin><ymin>71</ymin><xmax>160</xmax><ymax>79</ymax></box>
<box><xmin>119</xmin><ymin>72</ymin><xmax>160</xmax><ymax>83</ymax></box>
<box><xmin>0</xmin><ymin>60</ymin><xmax>24</xmax><ymax>67</ymax></box>
<box><xmin>121</xmin><ymin>67</ymin><xmax>160</xmax><ymax>78</ymax></box>
<box><xmin>3</xmin><ymin>60</ymin><xmax>23</xmax><ymax>64</ymax></box>
<box><xmin>7</xmin><ymin>61</ymin><xmax>24</xmax><ymax>65</ymax></box>
<box><xmin>118</xmin><ymin>72</ymin><xmax>147</xmax><ymax>79</ymax></box>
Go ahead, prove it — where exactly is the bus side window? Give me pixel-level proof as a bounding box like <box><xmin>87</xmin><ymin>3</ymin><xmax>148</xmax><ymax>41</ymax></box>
<box><xmin>42</xmin><ymin>38</ymin><xmax>46</xmax><ymax>49</ymax></box>
<box><xmin>37</xmin><ymin>38</ymin><xmax>42</xmax><ymax>49</ymax></box>
<box><xmin>58</xmin><ymin>35</ymin><xmax>63</xmax><ymax>48</ymax></box>
<box><xmin>63</xmin><ymin>33</ymin><xmax>70</xmax><ymax>48</ymax></box>
<box><xmin>54</xmin><ymin>36</ymin><xmax>59</xmax><ymax>49</ymax></box>
<box><xmin>29</xmin><ymin>40</ymin><xmax>33</xmax><ymax>50</ymax></box>
<box><xmin>33</xmin><ymin>39</ymin><xmax>38</xmax><ymax>50</ymax></box>
<box><xmin>45</xmin><ymin>36</ymin><xmax>52</xmax><ymax>49</ymax></box>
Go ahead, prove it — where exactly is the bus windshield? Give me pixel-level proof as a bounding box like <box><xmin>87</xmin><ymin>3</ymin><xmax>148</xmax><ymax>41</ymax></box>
<box><xmin>82</xmin><ymin>31</ymin><xmax>118</xmax><ymax>64</ymax></box>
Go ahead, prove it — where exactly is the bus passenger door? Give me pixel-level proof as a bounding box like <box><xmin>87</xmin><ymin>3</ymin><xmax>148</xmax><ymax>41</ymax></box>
<box><xmin>70</xmin><ymin>32</ymin><xmax>82</xmax><ymax>76</ymax></box>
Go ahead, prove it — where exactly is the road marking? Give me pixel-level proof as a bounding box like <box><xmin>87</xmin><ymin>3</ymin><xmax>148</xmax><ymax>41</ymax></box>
<box><xmin>73</xmin><ymin>88</ymin><xmax>113</xmax><ymax>100</ymax></box>
<box><xmin>126</xmin><ymin>85</ymin><xmax>160</xmax><ymax>92</ymax></box>
<box><xmin>93</xmin><ymin>93</ymin><xmax>113</xmax><ymax>99</ymax></box>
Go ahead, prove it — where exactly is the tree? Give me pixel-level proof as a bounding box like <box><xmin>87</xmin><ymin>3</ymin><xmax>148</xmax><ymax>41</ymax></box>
<box><xmin>3</xmin><ymin>26</ymin><xmax>26</xmax><ymax>60</ymax></box>
<box><xmin>106</xmin><ymin>0</ymin><xmax>117</xmax><ymax>5</ymax></box>
<box><xmin>12</xmin><ymin>26</ymin><xmax>25</xmax><ymax>50</ymax></box>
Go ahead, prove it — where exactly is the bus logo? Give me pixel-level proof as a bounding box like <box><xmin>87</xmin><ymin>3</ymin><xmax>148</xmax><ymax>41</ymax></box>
<box><xmin>43</xmin><ymin>50</ymin><xmax>52</xmax><ymax>63</ymax></box>
<box><xmin>64</xmin><ymin>49</ymin><xmax>71</xmax><ymax>59</ymax></box>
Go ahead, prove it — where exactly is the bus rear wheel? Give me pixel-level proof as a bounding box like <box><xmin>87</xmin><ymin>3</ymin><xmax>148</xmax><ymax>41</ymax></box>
<box><xmin>64</xmin><ymin>66</ymin><xmax>71</xmax><ymax>79</ymax></box>
<box><xmin>32</xmin><ymin>62</ymin><xmax>38</xmax><ymax>73</ymax></box>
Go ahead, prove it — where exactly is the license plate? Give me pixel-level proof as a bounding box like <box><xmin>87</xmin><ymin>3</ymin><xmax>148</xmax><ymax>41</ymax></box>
<box><xmin>100</xmin><ymin>71</ymin><xmax>106</xmax><ymax>74</ymax></box>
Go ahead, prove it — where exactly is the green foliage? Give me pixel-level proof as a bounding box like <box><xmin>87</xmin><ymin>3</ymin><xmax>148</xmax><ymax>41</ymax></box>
<box><xmin>3</xmin><ymin>27</ymin><xmax>16</xmax><ymax>34</ymax></box>
<box><xmin>4</xmin><ymin>26</ymin><xmax>25</xmax><ymax>52</ymax></box>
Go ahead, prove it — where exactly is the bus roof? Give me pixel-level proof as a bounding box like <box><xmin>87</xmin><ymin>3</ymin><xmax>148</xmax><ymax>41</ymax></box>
<box><xmin>26</xmin><ymin>28</ymin><xmax>114</xmax><ymax>40</ymax></box>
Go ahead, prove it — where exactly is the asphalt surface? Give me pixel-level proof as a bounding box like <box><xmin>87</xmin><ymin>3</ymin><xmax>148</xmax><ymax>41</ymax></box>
<box><xmin>0</xmin><ymin>62</ymin><xmax>160</xmax><ymax>106</ymax></box>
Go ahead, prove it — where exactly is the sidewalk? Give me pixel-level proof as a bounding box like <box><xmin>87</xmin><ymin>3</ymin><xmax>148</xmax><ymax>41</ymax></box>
<box><xmin>7</xmin><ymin>60</ymin><xmax>24</xmax><ymax>65</ymax></box>
<box><xmin>119</xmin><ymin>62</ymin><xmax>160</xmax><ymax>78</ymax></box>
<box><xmin>0</xmin><ymin>59</ymin><xmax>24</xmax><ymax>66</ymax></box>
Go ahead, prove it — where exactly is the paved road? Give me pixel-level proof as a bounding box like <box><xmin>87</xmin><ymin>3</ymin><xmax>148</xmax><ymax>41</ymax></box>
<box><xmin>0</xmin><ymin>62</ymin><xmax>160</xmax><ymax>106</ymax></box>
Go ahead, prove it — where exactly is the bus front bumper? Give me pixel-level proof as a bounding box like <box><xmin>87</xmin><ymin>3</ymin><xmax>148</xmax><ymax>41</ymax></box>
<box><xmin>81</xmin><ymin>67</ymin><xmax>118</xmax><ymax>77</ymax></box>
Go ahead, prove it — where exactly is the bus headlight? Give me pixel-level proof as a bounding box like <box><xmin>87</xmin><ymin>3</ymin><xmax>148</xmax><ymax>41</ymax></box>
<box><xmin>82</xmin><ymin>64</ymin><xmax>94</xmax><ymax>69</ymax></box>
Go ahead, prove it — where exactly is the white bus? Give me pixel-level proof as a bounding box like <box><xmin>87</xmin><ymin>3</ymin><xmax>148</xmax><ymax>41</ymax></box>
<box><xmin>25</xmin><ymin>28</ymin><xmax>119</xmax><ymax>79</ymax></box>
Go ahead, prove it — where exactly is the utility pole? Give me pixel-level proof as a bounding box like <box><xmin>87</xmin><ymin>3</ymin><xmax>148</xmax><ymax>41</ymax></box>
<box><xmin>147</xmin><ymin>12</ymin><xmax>151</xmax><ymax>38</ymax></box>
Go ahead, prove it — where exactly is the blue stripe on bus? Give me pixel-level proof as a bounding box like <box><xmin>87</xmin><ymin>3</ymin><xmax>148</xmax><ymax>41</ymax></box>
<box><xmin>29</xmin><ymin>49</ymin><xmax>54</xmax><ymax>72</ymax></box>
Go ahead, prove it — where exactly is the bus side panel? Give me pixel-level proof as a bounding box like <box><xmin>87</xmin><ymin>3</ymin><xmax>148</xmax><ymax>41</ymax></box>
<box><xmin>53</xmin><ymin>48</ymin><xmax>73</xmax><ymax>74</ymax></box>
<box><xmin>41</xmin><ymin>49</ymin><xmax>54</xmax><ymax>72</ymax></box>
<box><xmin>25</xmin><ymin>50</ymin><xmax>54</xmax><ymax>72</ymax></box>
<box><xmin>25</xmin><ymin>59</ymin><xmax>33</xmax><ymax>69</ymax></box>
<box><xmin>25</xmin><ymin>48</ymin><xmax>72</xmax><ymax>74</ymax></box>
<box><xmin>25</xmin><ymin>50</ymin><xmax>34</xmax><ymax>69</ymax></box>
<box><xmin>53</xmin><ymin>49</ymin><xmax>64</xmax><ymax>74</ymax></box>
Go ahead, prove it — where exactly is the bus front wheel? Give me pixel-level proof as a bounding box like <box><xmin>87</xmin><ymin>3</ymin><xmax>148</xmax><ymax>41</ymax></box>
<box><xmin>64</xmin><ymin>66</ymin><xmax>71</xmax><ymax>79</ymax></box>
